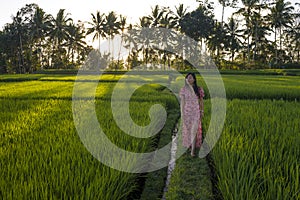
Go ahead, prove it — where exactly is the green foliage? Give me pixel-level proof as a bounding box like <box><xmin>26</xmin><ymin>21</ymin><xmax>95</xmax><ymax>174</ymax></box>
<box><xmin>211</xmin><ymin>100</ymin><xmax>300</xmax><ymax>200</ymax></box>
<box><xmin>165</xmin><ymin>152</ymin><xmax>213</xmax><ymax>200</ymax></box>
<box><xmin>0</xmin><ymin>74</ymin><xmax>178</xmax><ymax>199</ymax></box>
<box><xmin>140</xmin><ymin>109</ymin><xmax>180</xmax><ymax>200</ymax></box>
<box><xmin>0</xmin><ymin>73</ymin><xmax>299</xmax><ymax>199</ymax></box>
<box><xmin>179</xmin><ymin>4</ymin><xmax>215</xmax><ymax>41</ymax></box>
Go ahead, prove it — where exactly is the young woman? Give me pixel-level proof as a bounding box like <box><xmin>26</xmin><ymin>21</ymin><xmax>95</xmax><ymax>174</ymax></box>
<box><xmin>180</xmin><ymin>72</ymin><xmax>204</xmax><ymax>157</ymax></box>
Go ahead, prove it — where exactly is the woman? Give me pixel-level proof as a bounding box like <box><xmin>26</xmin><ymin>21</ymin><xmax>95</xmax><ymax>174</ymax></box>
<box><xmin>180</xmin><ymin>73</ymin><xmax>204</xmax><ymax>157</ymax></box>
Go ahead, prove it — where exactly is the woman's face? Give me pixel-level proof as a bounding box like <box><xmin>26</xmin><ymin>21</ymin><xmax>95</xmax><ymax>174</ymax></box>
<box><xmin>186</xmin><ymin>74</ymin><xmax>195</xmax><ymax>85</ymax></box>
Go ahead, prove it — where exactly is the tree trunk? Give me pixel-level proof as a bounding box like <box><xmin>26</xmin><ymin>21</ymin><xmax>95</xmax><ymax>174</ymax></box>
<box><xmin>274</xmin><ymin>27</ymin><xmax>277</xmax><ymax>64</ymax></box>
<box><xmin>253</xmin><ymin>20</ymin><xmax>258</xmax><ymax>62</ymax></box>
<box><xmin>221</xmin><ymin>3</ymin><xmax>225</xmax><ymax>27</ymax></box>
<box><xmin>297</xmin><ymin>46</ymin><xmax>299</xmax><ymax>63</ymax></box>
<box><xmin>98</xmin><ymin>37</ymin><xmax>101</xmax><ymax>53</ymax></box>
<box><xmin>117</xmin><ymin>32</ymin><xmax>124</xmax><ymax>69</ymax></box>
<box><xmin>279</xmin><ymin>27</ymin><xmax>282</xmax><ymax>63</ymax></box>
<box><xmin>19</xmin><ymin>35</ymin><xmax>25</xmax><ymax>73</ymax></box>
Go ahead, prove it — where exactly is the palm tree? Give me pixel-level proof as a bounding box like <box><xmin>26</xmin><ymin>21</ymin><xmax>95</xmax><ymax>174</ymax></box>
<box><xmin>172</xmin><ymin>4</ymin><xmax>188</xmax><ymax>69</ymax></box>
<box><xmin>159</xmin><ymin>8</ymin><xmax>176</xmax><ymax>29</ymax></box>
<box><xmin>250</xmin><ymin>0</ymin><xmax>269</xmax><ymax>62</ymax></box>
<box><xmin>123</xmin><ymin>25</ymin><xmax>139</xmax><ymax>69</ymax></box>
<box><xmin>137</xmin><ymin>18</ymin><xmax>156</xmax><ymax>68</ymax></box>
<box><xmin>86</xmin><ymin>11</ymin><xmax>107</xmax><ymax>52</ymax></box>
<box><xmin>49</xmin><ymin>9</ymin><xmax>73</xmax><ymax>68</ymax></box>
<box><xmin>158</xmin><ymin>10</ymin><xmax>177</xmax><ymax>69</ymax></box>
<box><xmin>250</xmin><ymin>10</ymin><xmax>272</xmax><ymax>63</ymax></box>
<box><xmin>49</xmin><ymin>9</ymin><xmax>72</xmax><ymax>47</ymax></box>
<box><xmin>65</xmin><ymin>22</ymin><xmax>87</xmax><ymax>66</ymax></box>
<box><xmin>224</xmin><ymin>16</ymin><xmax>242</xmax><ymax>65</ymax></box>
<box><xmin>12</xmin><ymin>12</ymin><xmax>24</xmax><ymax>73</ymax></box>
<box><xmin>285</xmin><ymin>8</ymin><xmax>300</xmax><ymax>63</ymax></box>
<box><xmin>11</xmin><ymin>11</ymin><xmax>28</xmax><ymax>73</ymax></box>
<box><xmin>267</xmin><ymin>0</ymin><xmax>294</xmax><ymax>64</ymax></box>
<box><xmin>30</xmin><ymin>7</ymin><xmax>52</xmax><ymax>69</ymax></box>
<box><xmin>147</xmin><ymin>5</ymin><xmax>166</xmax><ymax>28</ymax></box>
<box><xmin>207</xmin><ymin>21</ymin><xmax>227</xmax><ymax>66</ymax></box>
<box><xmin>218</xmin><ymin>0</ymin><xmax>238</xmax><ymax>26</ymax></box>
<box><xmin>234</xmin><ymin>0</ymin><xmax>260</xmax><ymax>64</ymax></box>
<box><xmin>117</xmin><ymin>15</ymin><xmax>127</xmax><ymax>68</ymax></box>
<box><xmin>105</xmin><ymin>11</ymin><xmax>120</xmax><ymax>64</ymax></box>
<box><xmin>173</xmin><ymin>4</ymin><xmax>188</xmax><ymax>32</ymax></box>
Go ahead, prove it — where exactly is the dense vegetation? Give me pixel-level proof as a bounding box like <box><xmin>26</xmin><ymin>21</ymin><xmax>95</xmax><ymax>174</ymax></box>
<box><xmin>0</xmin><ymin>71</ymin><xmax>299</xmax><ymax>199</ymax></box>
<box><xmin>0</xmin><ymin>75</ymin><xmax>178</xmax><ymax>199</ymax></box>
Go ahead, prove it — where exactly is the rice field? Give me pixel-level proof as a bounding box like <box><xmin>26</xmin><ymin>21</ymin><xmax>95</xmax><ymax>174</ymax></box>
<box><xmin>203</xmin><ymin>99</ymin><xmax>300</xmax><ymax>200</ymax></box>
<box><xmin>0</xmin><ymin>75</ymin><xmax>177</xmax><ymax>199</ymax></box>
<box><xmin>0</xmin><ymin>72</ymin><xmax>299</xmax><ymax>199</ymax></box>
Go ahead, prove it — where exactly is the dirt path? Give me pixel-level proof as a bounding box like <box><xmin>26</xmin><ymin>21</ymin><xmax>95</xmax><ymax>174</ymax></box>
<box><xmin>162</xmin><ymin>124</ymin><xmax>215</xmax><ymax>200</ymax></box>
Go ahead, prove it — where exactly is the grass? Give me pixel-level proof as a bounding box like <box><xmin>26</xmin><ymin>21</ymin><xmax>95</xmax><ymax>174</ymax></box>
<box><xmin>0</xmin><ymin>99</ymin><xmax>137</xmax><ymax>199</ymax></box>
<box><xmin>165</xmin><ymin>154</ymin><xmax>213</xmax><ymax>200</ymax></box>
<box><xmin>0</xmin><ymin>72</ymin><xmax>299</xmax><ymax>199</ymax></box>
<box><xmin>212</xmin><ymin>99</ymin><xmax>300</xmax><ymax>200</ymax></box>
<box><xmin>0</xmin><ymin>74</ymin><xmax>179</xmax><ymax>199</ymax></box>
<box><xmin>140</xmin><ymin>109</ymin><xmax>180</xmax><ymax>200</ymax></box>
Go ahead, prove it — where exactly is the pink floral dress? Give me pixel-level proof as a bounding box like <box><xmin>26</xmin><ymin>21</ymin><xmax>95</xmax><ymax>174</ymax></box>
<box><xmin>180</xmin><ymin>86</ymin><xmax>204</xmax><ymax>148</ymax></box>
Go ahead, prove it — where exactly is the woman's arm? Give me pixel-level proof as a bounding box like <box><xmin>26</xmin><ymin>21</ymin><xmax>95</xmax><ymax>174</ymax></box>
<box><xmin>199</xmin><ymin>97</ymin><xmax>204</xmax><ymax>117</ymax></box>
<box><xmin>180</xmin><ymin>96</ymin><xmax>185</xmax><ymax>117</ymax></box>
<box><xmin>179</xmin><ymin>88</ymin><xmax>185</xmax><ymax>117</ymax></box>
<box><xmin>199</xmin><ymin>88</ymin><xmax>204</xmax><ymax>117</ymax></box>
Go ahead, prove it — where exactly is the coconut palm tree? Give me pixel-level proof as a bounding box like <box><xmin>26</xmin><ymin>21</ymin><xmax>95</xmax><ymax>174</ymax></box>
<box><xmin>105</xmin><ymin>11</ymin><xmax>120</xmax><ymax>64</ymax></box>
<box><xmin>123</xmin><ymin>24</ymin><xmax>139</xmax><ymax>69</ymax></box>
<box><xmin>267</xmin><ymin>0</ymin><xmax>294</xmax><ymax>64</ymax></box>
<box><xmin>86</xmin><ymin>11</ymin><xmax>107</xmax><ymax>52</ymax></box>
<box><xmin>117</xmin><ymin>15</ymin><xmax>127</xmax><ymax>68</ymax></box>
<box><xmin>49</xmin><ymin>9</ymin><xmax>72</xmax><ymax>47</ymax></box>
<box><xmin>48</xmin><ymin>9</ymin><xmax>73</xmax><ymax>68</ymax></box>
<box><xmin>12</xmin><ymin>12</ymin><xmax>25</xmax><ymax>73</ymax></box>
<box><xmin>234</xmin><ymin>0</ymin><xmax>260</xmax><ymax>64</ymax></box>
<box><xmin>207</xmin><ymin>21</ymin><xmax>227</xmax><ymax>66</ymax></box>
<box><xmin>285</xmin><ymin>9</ymin><xmax>300</xmax><ymax>63</ymax></box>
<box><xmin>147</xmin><ymin>5</ymin><xmax>166</xmax><ymax>28</ymax></box>
<box><xmin>171</xmin><ymin>4</ymin><xmax>188</xmax><ymax>69</ymax></box>
<box><xmin>137</xmin><ymin>17</ymin><xmax>156</xmax><ymax>68</ymax></box>
<box><xmin>137</xmin><ymin>6</ymin><xmax>171</xmax><ymax>69</ymax></box>
<box><xmin>250</xmin><ymin>10</ymin><xmax>272</xmax><ymax>63</ymax></box>
<box><xmin>158</xmin><ymin>10</ymin><xmax>177</xmax><ymax>69</ymax></box>
<box><xmin>173</xmin><ymin>3</ymin><xmax>188</xmax><ymax>31</ymax></box>
<box><xmin>218</xmin><ymin>0</ymin><xmax>238</xmax><ymax>26</ymax></box>
<box><xmin>30</xmin><ymin>7</ymin><xmax>52</xmax><ymax>69</ymax></box>
<box><xmin>65</xmin><ymin>22</ymin><xmax>87</xmax><ymax>66</ymax></box>
<box><xmin>224</xmin><ymin>16</ymin><xmax>242</xmax><ymax>65</ymax></box>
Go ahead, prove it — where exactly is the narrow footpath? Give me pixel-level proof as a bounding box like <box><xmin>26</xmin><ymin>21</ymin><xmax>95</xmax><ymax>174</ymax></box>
<box><xmin>161</xmin><ymin>123</ymin><xmax>216</xmax><ymax>200</ymax></box>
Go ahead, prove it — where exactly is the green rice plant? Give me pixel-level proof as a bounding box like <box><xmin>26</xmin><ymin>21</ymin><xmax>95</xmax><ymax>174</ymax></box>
<box><xmin>1</xmin><ymin>73</ymin><xmax>299</xmax><ymax>199</ymax></box>
<box><xmin>210</xmin><ymin>99</ymin><xmax>300</xmax><ymax>200</ymax></box>
<box><xmin>220</xmin><ymin>75</ymin><xmax>300</xmax><ymax>100</ymax></box>
<box><xmin>0</xmin><ymin>75</ymin><xmax>178</xmax><ymax>199</ymax></box>
<box><xmin>0</xmin><ymin>99</ymin><xmax>142</xmax><ymax>199</ymax></box>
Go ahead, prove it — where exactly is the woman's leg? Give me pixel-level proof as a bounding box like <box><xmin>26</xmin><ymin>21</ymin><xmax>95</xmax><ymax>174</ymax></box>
<box><xmin>190</xmin><ymin>121</ymin><xmax>198</xmax><ymax>156</ymax></box>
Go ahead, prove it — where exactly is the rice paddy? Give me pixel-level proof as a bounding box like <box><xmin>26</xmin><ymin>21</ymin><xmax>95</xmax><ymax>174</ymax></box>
<box><xmin>0</xmin><ymin>71</ymin><xmax>299</xmax><ymax>199</ymax></box>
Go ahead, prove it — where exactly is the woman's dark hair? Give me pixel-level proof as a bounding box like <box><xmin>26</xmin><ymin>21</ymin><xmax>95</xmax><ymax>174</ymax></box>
<box><xmin>185</xmin><ymin>72</ymin><xmax>200</xmax><ymax>98</ymax></box>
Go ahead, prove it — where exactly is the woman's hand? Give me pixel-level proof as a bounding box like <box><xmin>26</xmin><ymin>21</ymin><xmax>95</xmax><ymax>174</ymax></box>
<box><xmin>200</xmin><ymin>110</ymin><xmax>204</xmax><ymax>118</ymax></box>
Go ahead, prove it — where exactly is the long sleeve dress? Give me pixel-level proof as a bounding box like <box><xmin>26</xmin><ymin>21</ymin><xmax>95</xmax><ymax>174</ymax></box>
<box><xmin>180</xmin><ymin>86</ymin><xmax>205</xmax><ymax>148</ymax></box>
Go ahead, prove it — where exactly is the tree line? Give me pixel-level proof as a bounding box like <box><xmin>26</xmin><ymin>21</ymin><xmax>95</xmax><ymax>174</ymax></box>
<box><xmin>0</xmin><ymin>0</ymin><xmax>299</xmax><ymax>73</ymax></box>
